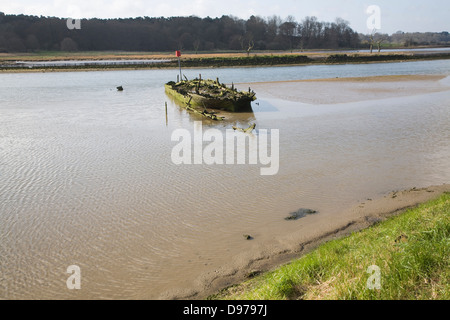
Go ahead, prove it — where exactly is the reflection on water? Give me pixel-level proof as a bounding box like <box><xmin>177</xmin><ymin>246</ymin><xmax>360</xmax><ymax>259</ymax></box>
<box><xmin>165</xmin><ymin>92</ymin><xmax>257</xmax><ymax>126</ymax></box>
<box><xmin>0</xmin><ymin>61</ymin><xmax>450</xmax><ymax>299</ymax></box>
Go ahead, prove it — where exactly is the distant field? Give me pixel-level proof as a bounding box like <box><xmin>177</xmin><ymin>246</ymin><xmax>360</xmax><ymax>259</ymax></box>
<box><xmin>1</xmin><ymin>50</ymin><xmax>449</xmax><ymax>71</ymax></box>
<box><xmin>0</xmin><ymin>49</ymin><xmax>428</xmax><ymax>61</ymax></box>
<box><xmin>0</xmin><ymin>51</ymin><xmax>176</xmax><ymax>61</ymax></box>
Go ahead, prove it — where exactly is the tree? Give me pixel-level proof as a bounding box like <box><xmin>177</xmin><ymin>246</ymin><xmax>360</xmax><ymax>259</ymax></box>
<box><xmin>228</xmin><ymin>34</ymin><xmax>242</xmax><ymax>50</ymax></box>
<box><xmin>193</xmin><ymin>38</ymin><xmax>201</xmax><ymax>54</ymax></box>
<box><xmin>8</xmin><ymin>35</ymin><xmax>26</xmax><ymax>52</ymax></box>
<box><xmin>266</xmin><ymin>15</ymin><xmax>281</xmax><ymax>41</ymax></box>
<box><xmin>368</xmin><ymin>29</ymin><xmax>377</xmax><ymax>53</ymax></box>
<box><xmin>3</xmin><ymin>13</ymin><xmax>420</xmax><ymax>53</ymax></box>
<box><xmin>245</xmin><ymin>15</ymin><xmax>267</xmax><ymax>48</ymax></box>
<box><xmin>279</xmin><ymin>16</ymin><xmax>298</xmax><ymax>52</ymax></box>
<box><xmin>0</xmin><ymin>35</ymin><xmax>7</xmax><ymax>52</ymax></box>
<box><xmin>178</xmin><ymin>32</ymin><xmax>193</xmax><ymax>51</ymax></box>
<box><xmin>25</xmin><ymin>34</ymin><xmax>40</xmax><ymax>51</ymax></box>
<box><xmin>60</xmin><ymin>37</ymin><xmax>78</xmax><ymax>51</ymax></box>
<box><xmin>373</xmin><ymin>33</ymin><xmax>388</xmax><ymax>52</ymax></box>
<box><xmin>300</xmin><ymin>16</ymin><xmax>320</xmax><ymax>49</ymax></box>
<box><xmin>240</xmin><ymin>36</ymin><xmax>254</xmax><ymax>56</ymax></box>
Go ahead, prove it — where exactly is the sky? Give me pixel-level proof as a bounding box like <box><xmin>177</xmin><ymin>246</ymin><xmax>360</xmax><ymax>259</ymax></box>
<box><xmin>0</xmin><ymin>0</ymin><xmax>449</xmax><ymax>34</ymax></box>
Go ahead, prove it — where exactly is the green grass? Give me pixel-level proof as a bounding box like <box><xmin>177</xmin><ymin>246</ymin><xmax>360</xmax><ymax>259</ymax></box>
<box><xmin>211</xmin><ymin>192</ymin><xmax>450</xmax><ymax>300</ymax></box>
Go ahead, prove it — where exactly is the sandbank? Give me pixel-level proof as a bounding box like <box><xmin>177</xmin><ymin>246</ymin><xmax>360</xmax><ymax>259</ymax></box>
<box><xmin>245</xmin><ymin>74</ymin><xmax>450</xmax><ymax>104</ymax></box>
<box><xmin>161</xmin><ymin>184</ymin><xmax>450</xmax><ymax>299</ymax></box>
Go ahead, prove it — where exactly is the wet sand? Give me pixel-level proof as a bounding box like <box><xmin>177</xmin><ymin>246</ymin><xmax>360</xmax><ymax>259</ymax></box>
<box><xmin>169</xmin><ymin>184</ymin><xmax>450</xmax><ymax>300</ymax></box>
<box><xmin>246</xmin><ymin>74</ymin><xmax>450</xmax><ymax>104</ymax></box>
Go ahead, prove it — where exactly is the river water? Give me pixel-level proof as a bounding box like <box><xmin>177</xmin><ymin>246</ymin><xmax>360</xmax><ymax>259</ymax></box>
<box><xmin>1</xmin><ymin>60</ymin><xmax>449</xmax><ymax>299</ymax></box>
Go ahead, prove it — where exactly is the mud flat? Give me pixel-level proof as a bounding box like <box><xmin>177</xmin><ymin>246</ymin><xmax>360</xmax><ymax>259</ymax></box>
<box><xmin>163</xmin><ymin>184</ymin><xmax>450</xmax><ymax>300</ymax></box>
<box><xmin>245</xmin><ymin>74</ymin><xmax>450</xmax><ymax>104</ymax></box>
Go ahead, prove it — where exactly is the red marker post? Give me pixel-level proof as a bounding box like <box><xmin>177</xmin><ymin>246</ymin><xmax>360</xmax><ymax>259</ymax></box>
<box><xmin>176</xmin><ymin>50</ymin><xmax>182</xmax><ymax>82</ymax></box>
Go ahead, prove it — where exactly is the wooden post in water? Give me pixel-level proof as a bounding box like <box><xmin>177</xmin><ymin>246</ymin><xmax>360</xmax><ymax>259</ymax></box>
<box><xmin>165</xmin><ymin>102</ymin><xmax>168</xmax><ymax>126</ymax></box>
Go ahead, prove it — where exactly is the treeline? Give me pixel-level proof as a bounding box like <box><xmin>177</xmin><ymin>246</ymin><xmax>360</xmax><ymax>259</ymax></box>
<box><xmin>360</xmin><ymin>31</ymin><xmax>450</xmax><ymax>48</ymax></box>
<box><xmin>0</xmin><ymin>13</ymin><xmax>361</xmax><ymax>52</ymax></box>
<box><xmin>0</xmin><ymin>12</ymin><xmax>448</xmax><ymax>53</ymax></box>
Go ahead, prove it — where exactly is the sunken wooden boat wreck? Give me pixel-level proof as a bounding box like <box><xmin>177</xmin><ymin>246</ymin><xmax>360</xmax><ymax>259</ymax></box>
<box><xmin>165</xmin><ymin>78</ymin><xmax>256</xmax><ymax>113</ymax></box>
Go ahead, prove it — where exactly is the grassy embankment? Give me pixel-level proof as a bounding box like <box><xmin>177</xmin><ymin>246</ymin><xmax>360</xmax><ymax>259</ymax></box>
<box><xmin>1</xmin><ymin>50</ymin><xmax>450</xmax><ymax>71</ymax></box>
<box><xmin>210</xmin><ymin>192</ymin><xmax>450</xmax><ymax>300</ymax></box>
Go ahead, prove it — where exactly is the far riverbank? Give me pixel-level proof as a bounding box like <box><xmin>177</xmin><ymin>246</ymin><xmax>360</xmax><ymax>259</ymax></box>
<box><xmin>1</xmin><ymin>50</ymin><xmax>450</xmax><ymax>73</ymax></box>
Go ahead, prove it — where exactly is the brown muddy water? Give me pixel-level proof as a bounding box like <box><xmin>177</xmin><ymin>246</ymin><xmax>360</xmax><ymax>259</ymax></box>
<box><xmin>1</xmin><ymin>61</ymin><xmax>450</xmax><ymax>299</ymax></box>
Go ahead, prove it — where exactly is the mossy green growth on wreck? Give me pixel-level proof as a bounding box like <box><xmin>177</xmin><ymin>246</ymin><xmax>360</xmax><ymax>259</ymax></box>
<box><xmin>165</xmin><ymin>78</ymin><xmax>256</xmax><ymax>112</ymax></box>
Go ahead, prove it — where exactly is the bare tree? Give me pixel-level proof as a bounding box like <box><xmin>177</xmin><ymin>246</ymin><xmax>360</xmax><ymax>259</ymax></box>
<box><xmin>369</xmin><ymin>29</ymin><xmax>376</xmax><ymax>53</ymax></box>
<box><xmin>193</xmin><ymin>39</ymin><xmax>201</xmax><ymax>54</ymax></box>
<box><xmin>266</xmin><ymin>15</ymin><xmax>281</xmax><ymax>41</ymax></box>
<box><xmin>240</xmin><ymin>36</ymin><xmax>255</xmax><ymax>56</ymax></box>
<box><xmin>376</xmin><ymin>39</ymin><xmax>384</xmax><ymax>53</ymax></box>
<box><xmin>279</xmin><ymin>16</ymin><xmax>298</xmax><ymax>52</ymax></box>
<box><xmin>246</xmin><ymin>40</ymin><xmax>255</xmax><ymax>56</ymax></box>
<box><xmin>369</xmin><ymin>31</ymin><xmax>387</xmax><ymax>53</ymax></box>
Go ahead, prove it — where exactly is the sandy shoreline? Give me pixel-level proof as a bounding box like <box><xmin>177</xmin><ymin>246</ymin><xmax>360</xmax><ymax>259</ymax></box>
<box><xmin>164</xmin><ymin>183</ymin><xmax>450</xmax><ymax>300</ymax></box>
<box><xmin>244</xmin><ymin>74</ymin><xmax>450</xmax><ymax>104</ymax></box>
<box><xmin>259</xmin><ymin>74</ymin><xmax>446</xmax><ymax>82</ymax></box>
